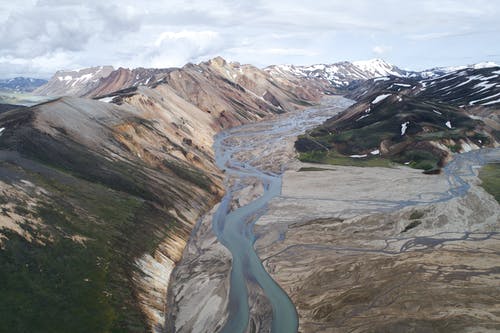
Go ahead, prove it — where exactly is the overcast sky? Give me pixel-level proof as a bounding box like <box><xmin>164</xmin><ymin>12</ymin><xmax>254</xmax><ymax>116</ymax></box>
<box><xmin>1</xmin><ymin>0</ymin><xmax>499</xmax><ymax>78</ymax></box>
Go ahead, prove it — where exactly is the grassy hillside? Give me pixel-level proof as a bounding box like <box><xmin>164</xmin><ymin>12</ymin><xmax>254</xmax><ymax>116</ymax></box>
<box><xmin>0</xmin><ymin>103</ymin><xmax>221</xmax><ymax>332</ymax></box>
<box><xmin>478</xmin><ymin>163</ymin><xmax>500</xmax><ymax>203</ymax></box>
<box><xmin>296</xmin><ymin>77</ymin><xmax>498</xmax><ymax>172</ymax></box>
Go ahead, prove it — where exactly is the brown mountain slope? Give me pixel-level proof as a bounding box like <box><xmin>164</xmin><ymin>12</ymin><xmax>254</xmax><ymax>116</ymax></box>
<box><xmin>0</xmin><ymin>62</ymin><xmax>326</xmax><ymax>332</ymax></box>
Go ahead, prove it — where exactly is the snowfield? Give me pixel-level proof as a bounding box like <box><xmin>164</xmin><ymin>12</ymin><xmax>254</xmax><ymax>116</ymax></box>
<box><xmin>372</xmin><ymin>94</ymin><xmax>392</xmax><ymax>104</ymax></box>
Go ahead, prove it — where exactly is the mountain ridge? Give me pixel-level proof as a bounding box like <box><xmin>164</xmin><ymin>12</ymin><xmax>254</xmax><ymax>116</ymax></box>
<box><xmin>0</xmin><ymin>77</ymin><xmax>47</xmax><ymax>93</ymax></box>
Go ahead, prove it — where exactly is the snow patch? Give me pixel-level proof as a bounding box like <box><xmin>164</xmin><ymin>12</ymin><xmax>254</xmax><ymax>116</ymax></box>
<box><xmin>349</xmin><ymin>154</ymin><xmax>367</xmax><ymax>158</ymax></box>
<box><xmin>473</xmin><ymin>81</ymin><xmax>496</xmax><ymax>92</ymax></box>
<box><xmin>401</xmin><ymin>121</ymin><xmax>409</xmax><ymax>135</ymax></box>
<box><xmin>372</xmin><ymin>94</ymin><xmax>392</xmax><ymax>104</ymax></box>
<box><xmin>469</xmin><ymin>91</ymin><xmax>500</xmax><ymax>105</ymax></box>
<box><xmin>393</xmin><ymin>83</ymin><xmax>411</xmax><ymax>87</ymax></box>
<box><xmin>433</xmin><ymin>109</ymin><xmax>442</xmax><ymax>115</ymax></box>
<box><xmin>356</xmin><ymin>114</ymin><xmax>370</xmax><ymax>121</ymax></box>
<box><xmin>445</xmin><ymin>121</ymin><xmax>452</xmax><ymax>129</ymax></box>
<box><xmin>370</xmin><ymin>149</ymin><xmax>380</xmax><ymax>155</ymax></box>
<box><xmin>374</xmin><ymin>77</ymin><xmax>390</xmax><ymax>82</ymax></box>
<box><xmin>483</xmin><ymin>98</ymin><xmax>500</xmax><ymax>106</ymax></box>
<box><xmin>0</xmin><ymin>127</ymin><xmax>5</xmax><ymax>136</ymax></box>
<box><xmin>353</xmin><ymin>59</ymin><xmax>401</xmax><ymax>77</ymax></box>
<box><xmin>473</xmin><ymin>61</ymin><xmax>499</xmax><ymax>69</ymax></box>
<box><xmin>57</xmin><ymin>75</ymin><xmax>73</xmax><ymax>81</ymax></box>
<box><xmin>98</xmin><ymin>96</ymin><xmax>115</xmax><ymax>103</ymax></box>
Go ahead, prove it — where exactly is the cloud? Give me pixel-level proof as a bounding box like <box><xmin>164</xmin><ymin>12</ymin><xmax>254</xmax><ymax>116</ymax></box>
<box><xmin>145</xmin><ymin>30</ymin><xmax>226</xmax><ymax>67</ymax></box>
<box><xmin>0</xmin><ymin>0</ymin><xmax>499</xmax><ymax>77</ymax></box>
<box><xmin>372</xmin><ymin>45</ymin><xmax>392</xmax><ymax>55</ymax></box>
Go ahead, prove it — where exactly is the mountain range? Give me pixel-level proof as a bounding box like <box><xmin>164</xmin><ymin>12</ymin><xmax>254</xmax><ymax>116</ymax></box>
<box><xmin>0</xmin><ymin>77</ymin><xmax>47</xmax><ymax>93</ymax></box>
<box><xmin>0</xmin><ymin>56</ymin><xmax>499</xmax><ymax>332</ymax></box>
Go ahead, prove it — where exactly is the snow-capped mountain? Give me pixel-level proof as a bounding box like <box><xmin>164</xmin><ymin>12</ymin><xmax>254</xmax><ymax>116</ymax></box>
<box><xmin>34</xmin><ymin>66</ymin><xmax>176</xmax><ymax>98</ymax></box>
<box><xmin>346</xmin><ymin>62</ymin><xmax>500</xmax><ymax>109</ymax></box>
<box><xmin>266</xmin><ymin>59</ymin><xmax>410</xmax><ymax>87</ymax></box>
<box><xmin>419</xmin><ymin>65</ymin><xmax>500</xmax><ymax>107</ymax></box>
<box><xmin>0</xmin><ymin>77</ymin><xmax>47</xmax><ymax>93</ymax></box>
<box><xmin>34</xmin><ymin>66</ymin><xmax>115</xmax><ymax>96</ymax></box>
<box><xmin>418</xmin><ymin>61</ymin><xmax>499</xmax><ymax>79</ymax></box>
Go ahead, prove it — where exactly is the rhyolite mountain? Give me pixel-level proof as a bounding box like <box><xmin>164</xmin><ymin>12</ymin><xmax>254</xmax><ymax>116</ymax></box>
<box><xmin>296</xmin><ymin>64</ymin><xmax>500</xmax><ymax>172</ymax></box>
<box><xmin>0</xmin><ymin>57</ymin><xmax>326</xmax><ymax>332</ymax></box>
<box><xmin>34</xmin><ymin>58</ymin><xmax>413</xmax><ymax>98</ymax></box>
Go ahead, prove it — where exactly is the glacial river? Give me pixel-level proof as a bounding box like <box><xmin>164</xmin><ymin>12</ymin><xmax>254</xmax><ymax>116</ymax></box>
<box><xmin>212</xmin><ymin>97</ymin><xmax>354</xmax><ymax>333</ymax></box>
<box><xmin>210</xmin><ymin>95</ymin><xmax>500</xmax><ymax>333</ymax></box>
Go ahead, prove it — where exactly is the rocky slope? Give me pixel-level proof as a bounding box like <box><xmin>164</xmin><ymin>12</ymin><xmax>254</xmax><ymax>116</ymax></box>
<box><xmin>83</xmin><ymin>67</ymin><xmax>173</xmax><ymax>98</ymax></box>
<box><xmin>0</xmin><ymin>58</ymin><xmax>325</xmax><ymax>332</ymax></box>
<box><xmin>296</xmin><ymin>65</ymin><xmax>500</xmax><ymax>172</ymax></box>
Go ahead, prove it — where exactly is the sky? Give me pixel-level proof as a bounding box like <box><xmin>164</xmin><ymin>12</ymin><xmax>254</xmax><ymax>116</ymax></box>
<box><xmin>1</xmin><ymin>0</ymin><xmax>500</xmax><ymax>78</ymax></box>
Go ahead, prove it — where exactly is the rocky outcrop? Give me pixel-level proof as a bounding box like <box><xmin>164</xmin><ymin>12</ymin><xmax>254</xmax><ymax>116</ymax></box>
<box><xmin>84</xmin><ymin>67</ymin><xmax>173</xmax><ymax>98</ymax></box>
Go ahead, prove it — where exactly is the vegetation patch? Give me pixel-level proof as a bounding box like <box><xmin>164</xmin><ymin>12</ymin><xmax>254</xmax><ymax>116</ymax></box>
<box><xmin>298</xmin><ymin>150</ymin><xmax>393</xmax><ymax>168</ymax></box>
<box><xmin>402</xmin><ymin>220</ymin><xmax>422</xmax><ymax>233</ymax></box>
<box><xmin>409</xmin><ymin>210</ymin><xmax>425</xmax><ymax>220</ymax></box>
<box><xmin>298</xmin><ymin>166</ymin><xmax>332</xmax><ymax>172</ymax></box>
<box><xmin>478</xmin><ymin>163</ymin><xmax>500</xmax><ymax>203</ymax></box>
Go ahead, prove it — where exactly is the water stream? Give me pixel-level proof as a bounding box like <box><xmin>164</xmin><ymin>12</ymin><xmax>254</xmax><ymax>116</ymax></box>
<box><xmin>210</xmin><ymin>96</ymin><xmax>500</xmax><ymax>333</ymax></box>
<box><xmin>212</xmin><ymin>97</ymin><xmax>353</xmax><ymax>333</ymax></box>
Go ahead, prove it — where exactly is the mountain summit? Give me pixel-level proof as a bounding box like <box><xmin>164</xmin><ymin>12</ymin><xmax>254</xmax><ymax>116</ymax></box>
<box><xmin>266</xmin><ymin>58</ymin><xmax>409</xmax><ymax>87</ymax></box>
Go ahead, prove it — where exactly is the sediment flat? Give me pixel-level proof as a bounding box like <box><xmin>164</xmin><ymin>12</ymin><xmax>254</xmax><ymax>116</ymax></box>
<box><xmin>254</xmin><ymin>153</ymin><xmax>500</xmax><ymax>332</ymax></box>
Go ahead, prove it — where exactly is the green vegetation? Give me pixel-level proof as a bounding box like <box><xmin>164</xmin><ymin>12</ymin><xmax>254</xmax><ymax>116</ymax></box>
<box><xmin>0</xmin><ymin>160</ymin><xmax>184</xmax><ymax>332</ymax></box>
<box><xmin>478</xmin><ymin>163</ymin><xmax>500</xmax><ymax>203</ymax></box>
<box><xmin>402</xmin><ymin>220</ymin><xmax>422</xmax><ymax>232</ymax></box>
<box><xmin>392</xmin><ymin>150</ymin><xmax>440</xmax><ymax>171</ymax></box>
<box><xmin>409</xmin><ymin>210</ymin><xmax>425</xmax><ymax>220</ymax></box>
<box><xmin>298</xmin><ymin>166</ymin><xmax>332</xmax><ymax>172</ymax></box>
<box><xmin>163</xmin><ymin>159</ymin><xmax>212</xmax><ymax>192</ymax></box>
<box><xmin>298</xmin><ymin>150</ymin><xmax>393</xmax><ymax>168</ymax></box>
<box><xmin>295</xmin><ymin>95</ymin><xmax>492</xmax><ymax>172</ymax></box>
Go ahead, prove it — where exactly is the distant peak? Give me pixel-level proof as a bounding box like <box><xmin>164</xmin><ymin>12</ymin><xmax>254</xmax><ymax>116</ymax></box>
<box><xmin>472</xmin><ymin>61</ymin><xmax>499</xmax><ymax>69</ymax></box>
<box><xmin>353</xmin><ymin>58</ymin><xmax>391</xmax><ymax>67</ymax></box>
<box><xmin>207</xmin><ymin>56</ymin><xmax>227</xmax><ymax>67</ymax></box>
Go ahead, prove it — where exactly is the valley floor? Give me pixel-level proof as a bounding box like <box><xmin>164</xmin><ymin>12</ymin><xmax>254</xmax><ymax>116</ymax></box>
<box><xmin>167</xmin><ymin>97</ymin><xmax>500</xmax><ymax>333</ymax></box>
<box><xmin>255</xmin><ymin>152</ymin><xmax>500</xmax><ymax>332</ymax></box>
